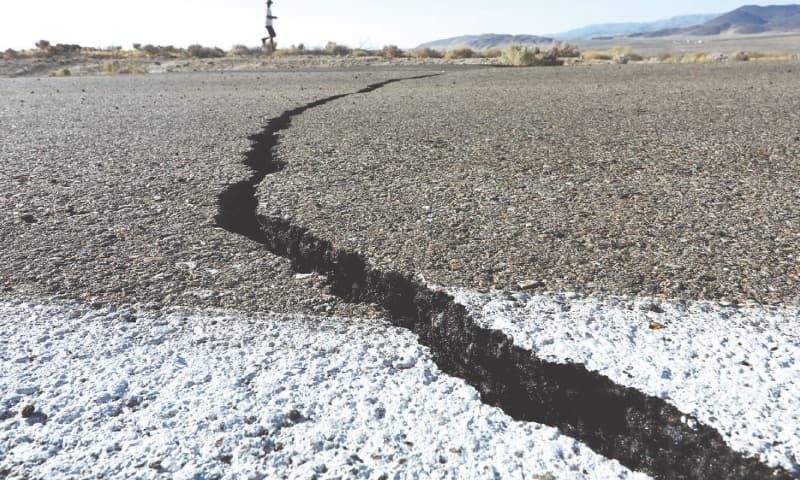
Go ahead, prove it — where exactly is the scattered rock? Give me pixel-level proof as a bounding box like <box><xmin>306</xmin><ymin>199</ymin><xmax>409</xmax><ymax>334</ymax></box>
<box><xmin>287</xmin><ymin>409</ymin><xmax>302</xmax><ymax>423</ymax></box>
<box><xmin>20</xmin><ymin>214</ymin><xmax>37</xmax><ymax>224</ymax></box>
<box><xmin>21</xmin><ymin>404</ymin><xmax>36</xmax><ymax>418</ymax></box>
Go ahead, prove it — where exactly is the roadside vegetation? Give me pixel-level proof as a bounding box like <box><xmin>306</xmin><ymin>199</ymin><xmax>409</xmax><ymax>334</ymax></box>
<box><xmin>100</xmin><ymin>61</ymin><xmax>148</xmax><ymax>75</ymax></box>
<box><xmin>7</xmin><ymin>39</ymin><xmax>797</xmax><ymax>76</ymax></box>
<box><xmin>444</xmin><ymin>47</ymin><xmax>476</xmax><ymax>59</ymax></box>
<box><xmin>48</xmin><ymin>68</ymin><xmax>71</xmax><ymax>77</ymax></box>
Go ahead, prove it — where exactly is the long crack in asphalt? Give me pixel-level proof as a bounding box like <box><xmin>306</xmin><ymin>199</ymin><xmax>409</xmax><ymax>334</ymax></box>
<box><xmin>215</xmin><ymin>74</ymin><xmax>795</xmax><ymax>480</ymax></box>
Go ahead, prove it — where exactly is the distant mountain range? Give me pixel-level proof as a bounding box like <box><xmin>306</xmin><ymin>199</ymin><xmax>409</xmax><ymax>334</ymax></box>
<box><xmin>633</xmin><ymin>4</ymin><xmax>800</xmax><ymax>37</ymax></box>
<box><xmin>417</xmin><ymin>4</ymin><xmax>800</xmax><ymax>50</ymax></box>
<box><xmin>548</xmin><ymin>14</ymin><xmax>719</xmax><ymax>40</ymax></box>
<box><xmin>416</xmin><ymin>34</ymin><xmax>554</xmax><ymax>51</ymax></box>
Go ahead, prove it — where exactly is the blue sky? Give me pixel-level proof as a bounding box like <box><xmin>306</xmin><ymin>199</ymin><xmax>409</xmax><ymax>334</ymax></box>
<box><xmin>0</xmin><ymin>1</ymin><xmax>797</xmax><ymax>50</ymax></box>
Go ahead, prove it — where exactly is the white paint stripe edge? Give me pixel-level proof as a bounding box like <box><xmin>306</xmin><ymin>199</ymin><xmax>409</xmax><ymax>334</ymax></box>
<box><xmin>0</xmin><ymin>299</ymin><xmax>648</xmax><ymax>479</ymax></box>
<box><xmin>447</xmin><ymin>287</ymin><xmax>800</xmax><ymax>473</ymax></box>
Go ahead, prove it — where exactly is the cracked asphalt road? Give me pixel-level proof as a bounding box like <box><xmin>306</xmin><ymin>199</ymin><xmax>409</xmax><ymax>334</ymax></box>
<box><xmin>0</xmin><ymin>69</ymin><xmax>434</xmax><ymax>315</ymax></box>
<box><xmin>270</xmin><ymin>62</ymin><xmax>800</xmax><ymax>305</ymax></box>
<box><xmin>2</xmin><ymin>62</ymin><xmax>800</xmax><ymax>312</ymax></box>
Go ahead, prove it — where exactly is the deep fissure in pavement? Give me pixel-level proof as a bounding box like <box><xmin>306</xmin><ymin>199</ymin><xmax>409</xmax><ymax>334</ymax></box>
<box><xmin>215</xmin><ymin>75</ymin><xmax>794</xmax><ymax>480</ymax></box>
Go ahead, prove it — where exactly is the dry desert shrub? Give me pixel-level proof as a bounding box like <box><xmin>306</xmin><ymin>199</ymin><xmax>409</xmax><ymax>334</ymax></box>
<box><xmin>382</xmin><ymin>45</ymin><xmax>404</xmax><ymax>58</ymax></box>
<box><xmin>747</xmin><ymin>52</ymin><xmax>791</xmax><ymax>61</ymax></box>
<box><xmin>548</xmin><ymin>41</ymin><xmax>581</xmax><ymax>58</ymax></box>
<box><xmin>274</xmin><ymin>44</ymin><xmax>307</xmax><ymax>57</ymax></box>
<box><xmin>682</xmin><ymin>53</ymin><xmax>711</xmax><ymax>63</ymax></box>
<box><xmin>444</xmin><ymin>47</ymin><xmax>475</xmax><ymax>59</ymax></box>
<box><xmin>229</xmin><ymin>44</ymin><xmax>261</xmax><ymax>57</ymax></box>
<box><xmin>607</xmin><ymin>46</ymin><xmax>635</xmax><ymax>57</ymax></box>
<box><xmin>101</xmin><ymin>61</ymin><xmax>147</xmax><ymax>75</ymax></box>
<box><xmin>48</xmin><ymin>68</ymin><xmax>71</xmax><ymax>77</ymax></box>
<box><xmin>351</xmin><ymin>49</ymin><xmax>372</xmax><ymax>57</ymax></box>
<box><xmin>325</xmin><ymin>41</ymin><xmax>352</xmax><ymax>56</ymax></box>
<box><xmin>583</xmin><ymin>51</ymin><xmax>613</xmax><ymax>61</ymax></box>
<box><xmin>139</xmin><ymin>44</ymin><xmax>182</xmax><ymax>57</ymax></box>
<box><xmin>732</xmin><ymin>51</ymin><xmax>750</xmax><ymax>61</ymax></box>
<box><xmin>501</xmin><ymin>45</ymin><xmax>563</xmax><ymax>66</ymax></box>
<box><xmin>481</xmin><ymin>48</ymin><xmax>503</xmax><ymax>58</ymax></box>
<box><xmin>584</xmin><ymin>46</ymin><xmax>641</xmax><ymax>62</ymax></box>
<box><xmin>413</xmin><ymin>48</ymin><xmax>443</xmax><ymax>59</ymax></box>
<box><xmin>186</xmin><ymin>44</ymin><xmax>225</xmax><ymax>58</ymax></box>
<box><xmin>658</xmin><ymin>53</ymin><xmax>713</xmax><ymax>63</ymax></box>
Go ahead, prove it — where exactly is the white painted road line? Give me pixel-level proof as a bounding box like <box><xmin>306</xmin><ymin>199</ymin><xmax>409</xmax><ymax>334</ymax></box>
<box><xmin>0</xmin><ymin>300</ymin><xmax>647</xmax><ymax>479</ymax></box>
<box><xmin>450</xmin><ymin>288</ymin><xmax>800</xmax><ymax>473</ymax></box>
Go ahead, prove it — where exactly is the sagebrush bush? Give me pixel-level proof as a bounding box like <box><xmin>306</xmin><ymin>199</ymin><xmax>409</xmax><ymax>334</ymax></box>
<box><xmin>274</xmin><ymin>45</ymin><xmax>307</xmax><ymax>57</ymax></box>
<box><xmin>607</xmin><ymin>46</ymin><xmax>635</xmax><ymax>57</ymax></box>
<box><xmin>583</xmin><ymin>51</ymin><xmax>612</xmax><ymax>60</ymax></box>
<box><xmin>681</xmin><ymin>53</ymin><xmax>710</xmax><ymax>63</ymax></box>
<box><xmin>187</xmin><ymin>44</ymin><xmax>225</xmax><ymax>58</ymax></box>
<box><xmin>325</xmin><ymin>41</ymin><xmax>352</xmax><ymax>56</ymax></box>
<box><xmin>481</xmin><ymin>48</ymin><xmax>503</xmax><ymax>58</ymax></box>
<box><xmin>48</xmin><ymin>68</ymin><xmax>71</xmax><ymax>77</ymax></box>
<box><xmin>732</xmin><ymin>51</ymin><xmax>750</xmax><ymax>62</ymax></box>
<box><xmin>101</xmin><ymin>61</ymin><xmax>147</xmax><ymax>75</ymax></box>
<box><xmin>413</xmin><ymin>48</ymin><xmax>442</xmax><ymax>59</ymax></box>
<box><xmin>748</xmin><ymin>52</ymin><xmax>791</xmax><ymax>61</ymax></box>
<box><xmin>500</xmin><ymin>45</ymin><xmax>563</xmax><ymax>66</ymax></box>
<box><xmin>444</xmin><ymin>47</ymin><xmax>475</xmax><ymax>59</ymax></box>
<box><xmin>382</xmin><ymin>45</ymin><xmax>404</xmax><ymax>58</ymax></box>
<box><xmin>229</xmin><ymin>44</ymin><xmax>256</xmax><ymax>56</ymax></box>
<box><xmin>548</xmin><ymin>41</ymin><xmax>580</xmax><ymax>58</ymax></box>
<box><xmin>139</xmin><ymin>44</ymin><xmax>182</xmax><ymax>57</ymax></box>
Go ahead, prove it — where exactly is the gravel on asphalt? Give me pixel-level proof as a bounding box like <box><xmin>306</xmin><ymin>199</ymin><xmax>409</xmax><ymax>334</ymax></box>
<box><xmin>270</xmin><ymin>62</ymin><xmax>800</xmax><ymax>305</ymax></box>
<box><xmin>0</xmin><ymin>69</ymin><xmax>435</xmax><ymax>315</ymax></box>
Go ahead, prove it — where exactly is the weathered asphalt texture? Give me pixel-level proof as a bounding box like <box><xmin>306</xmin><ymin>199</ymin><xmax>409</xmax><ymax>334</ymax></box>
<box><xmin>0</xmin><ymin>69</ymin><xmax>435</xmax><ymax>315</ymax></box>
<box><xmin>270</xmin><ymin>62</ymin><xmax>800</xmax><ymax>305</ymax></box>
<box><xmin>1</xmin><ymin>62</ymin><xmax>799</xmax><ymax>313</ymax></box>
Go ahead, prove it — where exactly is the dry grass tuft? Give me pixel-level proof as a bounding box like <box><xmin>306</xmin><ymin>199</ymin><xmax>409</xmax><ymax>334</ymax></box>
<box><xmin>48</xmin><ymin>68</ymin><xmax>72</xmax><ymax>77</ymax></box>
<box><xmin>584</xmin><ymin>46</ymin><xmax>641</xmax><ymax>62</ymax></box>
<box><xmin>747</xmin><ymin>52</ymin><xmax>791</xmax><ymax>62</ymax></box>
<box><xmin>382</xmin><ymin>45</ymin><xmax>404</xmax><ymax>59</ymax></box>
<box><xmin>186</xmin><ymin>44</ymin><xmax>225</xmax><ymax>58</ymax></box>
<box><xmin>325</xmin><ymin>42</ymin><xmax>352</xmax><ymax>56</ymax></box>
<box><xmin>413</xmin><ymin>48</ymin><xmax>443</xmax><ymax>59</ymax></box>
<box><xmin>101</xmin><ymin>61</ymin><xmax>147</xmax><ymax>75</ymax></box>
<box><xmin>583</xmin><ymin>51</ymin><xmax>613</xmax><ymax>61</ymax></box>
<box><xmin>228</xmin><ymin>44</ymin><xmax>261</xmax><ymax>57</ymax></box>
<box><xmin>548</xmin><ymin>41</ymin><xmax>581</xmax><ymax>58</ymax></box>
<box><xmin>481</xmin><ymin>48</ymin><xmax>503</xmax><ymax>58</ymax></box>
<box><xmin>444</xmin><ymin>47</ymin><xmax>475</xmax><ymax>59</ymax></box>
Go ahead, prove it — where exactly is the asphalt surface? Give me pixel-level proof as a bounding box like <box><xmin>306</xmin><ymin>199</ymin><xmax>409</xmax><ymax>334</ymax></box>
<box><xmin>2</xmin><ymin>62</ymin><xmax>799</xmax><ymax>311</ymax></box>
<box><xmin>271</xmin><ymin>62</ymin><xmax>800</xmax><ymax>304</ymax></box>
<box><xmin>0</xmin><ymin>69</ymin><xmax>434</xmax><ymax>315</ymax></box>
